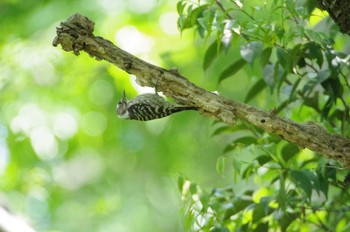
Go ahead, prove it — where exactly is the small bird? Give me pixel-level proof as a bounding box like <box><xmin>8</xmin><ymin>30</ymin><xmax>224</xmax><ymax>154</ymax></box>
<box><xmin>116</xmin><ymin>91</ymin><xmax>197</xmax><ymax>121</ymax></box>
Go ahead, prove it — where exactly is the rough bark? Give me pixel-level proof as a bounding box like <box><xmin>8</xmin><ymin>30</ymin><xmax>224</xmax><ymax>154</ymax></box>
<box><xmin>53</xmin><ymin>14</ymin><xmax>350</xmax><ymax>168</ymax></box>
<box><xmin>317</xmin><ymin>0</ymin><xmax>350</xmax><ymax>35</ymax></box>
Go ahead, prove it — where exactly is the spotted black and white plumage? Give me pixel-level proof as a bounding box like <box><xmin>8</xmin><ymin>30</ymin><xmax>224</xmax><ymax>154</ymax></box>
<box><xmin>116</xmin><ymin>91</ymin><xmax>197</xmax><ymax>121</ymax></box>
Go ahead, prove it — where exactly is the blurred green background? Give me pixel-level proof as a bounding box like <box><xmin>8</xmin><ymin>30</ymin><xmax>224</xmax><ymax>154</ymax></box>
<box><xmin>0</xmin><ymin>0</ymin><xmax>234</xmax><ymax>231</ymax></box>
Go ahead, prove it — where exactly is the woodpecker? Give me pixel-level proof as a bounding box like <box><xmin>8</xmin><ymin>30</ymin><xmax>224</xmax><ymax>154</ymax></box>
<box><xmin>116</xmin><ymin>91</ymin><xmax>197</xmax><ymax>121</ymax></box>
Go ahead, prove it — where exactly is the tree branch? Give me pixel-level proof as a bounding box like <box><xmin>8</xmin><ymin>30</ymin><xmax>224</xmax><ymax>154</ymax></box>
<box><xmin>53</xmin><ymin>13</ymin><xmax>350</xmax><ymax>168</ymax></box>
<box><xmin>317</xmin><ymin>0</ymin><xmax>350</xmax><ymax>35</ymax></box>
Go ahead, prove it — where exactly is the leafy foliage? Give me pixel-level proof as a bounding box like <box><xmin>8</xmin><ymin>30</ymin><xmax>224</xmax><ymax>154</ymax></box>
<box><xmin>177</xmin><ymin>0</ymin><xmax>350</xmax><ymax>231</ymax></box>
<box><xmin>0</xmin><ymin>1</ymin><xmax>221</xmax><ymax>231</ymax></box>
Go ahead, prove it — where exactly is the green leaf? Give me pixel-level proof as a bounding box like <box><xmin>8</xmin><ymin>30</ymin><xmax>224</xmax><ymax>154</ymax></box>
<box><xmin>177</xmin><ymin>4</ymin><xmax>209</xmax><ymax>31</ymax></box>
<box><xmin>232</xmin><ymin>158</ymin><xmax>243</xmax><ymax>175</ymax></box>
<box><xmin>316</xmin><ymin>169</ymin><xmax>328</xmax><ymax>199</ymax></box>
<box><xmin>275</xmin><ymin>210</ymin><xmax>299</xmax><ymax>231</ymax></box>
<box><xmin>302</xmin><ymin>70</ymin><xmax>330</xmax><ymax>95</ymax></box>
<box><xmin>260</xmin><ymin>47</ymin><xmax>272</xmax><ymax>67</ymax></box>
<box><xmin>253</xmin><ymin>222</ymin><xmax>269</xmax><ymax>232</ymax></box>
<box><xmin>321</xmin><ymin>75</ymin><xmax>343</xmax><ymax>98</ymax></box>
<box><xmin>177</xmin><ymin>174</ymin><xmax>186</xmax><ymax>192</ymax></box>
<box><xmin>190</xmin><ymin>4</ymin><xmax>209</xmax><ymax>27</ymax></box>
<box><xmin>229</xmin><ymin>196</ymin><xmax>253</xmax><ymax>215</ymax></box>
<box><xmin>177</xmin><ymin>14</ymin><xmax>187</xmax><ymax>31</ymax></box>
<box><xmin>203</xmin><ymin>40</ymin><xmax>222</xmax><ymax>70</ymax></box>
<box><xmin>290</xmin><ymin>170</ymin><xmax>318</xmax><ymax>199</ymax></box>
<box><xmin>285</xmin><ymin>0</ymin><xmax>297</xmax><ymax>16</ymax></box>
<box><xmin>240</xmin><ymin>41</ymin><xmax>263</xmax><ymax>63</ymax></box>
<box><xmin>260</xmin><ymin>197</ymin><xmax>272</xmax><ymax>215</ymax></box>
<box><xmin>196</xmin><ymin>5</ymin><xmax>214</xmax><ymax>37</ymax></box>
<box><xmin>176</xmin><ymin>1</ymin><xmax>187</xmax><ymax>15</ymax></box>
<box><xmin>256</xmin><ymin>155</ymin><xmax>271</xmax><ymax>166</ymax></box>
<box><xmin>288</xmin><ymin>77</ymin><xmax>301</xmax><ymax>101</ymax></box>
<box><xmin>218</xmin><ymin>59</ymin><xmax>247</xmax><ymax>83</ymax></box>
<box><xmin>281</xmin><ymin>143</ymin><xmax>299</xmax><ymax>164</ymax></box>
<box><xmin>301</xmin><ymin>42</ymin><xmax>324</xmax><ymax>68</ymax></box>
<box><xmin>275</xmin><ymin>28</ymin><xmax>285</xmax><ymax>41</ymax></box>
<box><xmin>302</xmin><ymin>93</ymin><xmax>320</xmax><ymax>111</ymax></box>
<box><xmin>199</xmin><ymin>193</ymin><xmax>210</xmax><ymax>211</ymax></box>
<box><xmin>276</xmin><ymin>47</ymin><xmax>291</xmax><ymax>72</ymax></box>
<box><xmin>243</xmin><ymin>190</ymin><xmax>254</xmax><ymax>196</ymax></box>
<box><xmin>244</xmin><ymin>79</ymin><xmax>267</xmax><ymax>103</ymax></box>
<box><xmin>223</xmin><ymin>144</ymin><xmax>236</xmax><ymax>153</ymax></box>
<box><xmin>289</xmin><ymin>43</ymin><xmax>303</xmax><ymax>67</ymax></box>
<box><xmin>211</xmin><ymin>125</ymin><xmax>236</xmax><ymax>136</ymax></box>
<box><xmin>233</xmin><ymin>136</ymin><xmax>257</xmax><ymax>145</ymax></box>
<box><xmin>211</xmin><ymin>227</ymin><xmax>230</xmax><ymax>232</ymax></box>
<box><xmin>189</xmin><ymin>183</ymin><xmax>198</xmax><ymax>194</ymax></box>
<box><xmin>253</xmin><ymin>204</ymin><xmax>266</xmax><ymax>222</ymax></box>
<box><xmin>305</xmin><ymin>29</ymin><xmax>323</xmax><ymax>44</ymax></box>
<box><xmin>241</xmin><ymin>164</ymin><xmax>254</xmax><ymax>179</ymax></box>
<box><xmin>216</xmin><ymin>156</ymin><xmax>227</xmax><ymax>176</ymax></box>
<box><xmin>275</xmin><ymin>63</ymin><xmax>287</xmax><ymax>95</ymax></box>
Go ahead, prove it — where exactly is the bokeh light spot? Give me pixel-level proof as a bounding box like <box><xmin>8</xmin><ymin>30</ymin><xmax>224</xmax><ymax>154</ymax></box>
<box><xmin>159</xmin><ymin>12</ymin><xmax>180</xmax><ymax>35</ymax></box>
<box><xmin>53</xmin><ymin>152</ymin><xmax>104</xmax><ymax>190</ymax></box>
<box><xmin>53</xmin><ymin>112</ymin><xmax>78</xmax><ymax>140</ymax></box>
<box><xmin>30</xmin><ymin>127</ymin><xmax>58</xmax><ymax>160</ymax></box>
<box><xmin>82</xmin><ymin>112</ymin><xmax>107</xmax><ymax>136</ymax></box>
<box><xmin>88</xmin><ymin>79</ymin><xmax>114</xmax><ymax>106</ymax></box>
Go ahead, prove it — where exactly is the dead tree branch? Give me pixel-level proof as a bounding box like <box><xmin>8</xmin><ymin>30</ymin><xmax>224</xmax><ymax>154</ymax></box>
<box><xmin>53</xmin><ymin>14</ymin><xmax>350</xmax><ymax>168</ymax></box>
